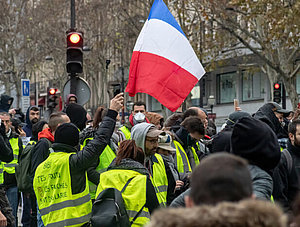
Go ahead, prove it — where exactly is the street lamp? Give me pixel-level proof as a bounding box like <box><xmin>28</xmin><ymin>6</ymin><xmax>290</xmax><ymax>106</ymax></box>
<box><xmin>207</xmin><ymin>95</ymin><xmax>216</xmax><ymax>113</ymax></box>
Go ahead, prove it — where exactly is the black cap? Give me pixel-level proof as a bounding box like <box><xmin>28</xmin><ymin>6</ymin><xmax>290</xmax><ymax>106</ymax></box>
<box><xmin>226</xmin><ymin>111</ymin><xmax>251</xmax><ymax>126</ymax></box>
<box><xmin>269</xmin><ymin>102</ymin><xmax>291</xmax><ymax>115</ymax></box>
<box><xmin>54</xmin><ymin>123</ymin><xmax>79</xmax><ymax>147</ymax></box>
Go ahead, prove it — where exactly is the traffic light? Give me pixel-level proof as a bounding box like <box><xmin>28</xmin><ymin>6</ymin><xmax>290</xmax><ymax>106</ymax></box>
<box><xmin>47</xmin><ymin>88</ymin><xmax>58</xmax><ymax>109</ymax></box>
<box><xmin>66</xmin><ymin>31</ymin><xmax>83</xmax><ymax>74</ymax></box>
<box><xmin>273</xmin><ymin>82</ymin><xmax>282</xmax><ymax>104</ymax></box>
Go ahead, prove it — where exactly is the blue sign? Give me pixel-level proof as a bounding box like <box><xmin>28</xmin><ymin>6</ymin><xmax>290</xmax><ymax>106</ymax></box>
<box><xmin>22</xmin><ymin>79</ymin><xmax>30</xmax><ymax>97</ymax></box>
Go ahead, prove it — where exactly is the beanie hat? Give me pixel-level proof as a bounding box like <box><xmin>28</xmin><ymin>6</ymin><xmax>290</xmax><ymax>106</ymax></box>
<box><xmin>231</xmin><ymin>116</ymin><xmax>281</xmax><ymax>171</ymax></box>
<box><xmin>54</xmin><ymin>123</ymin><xmax>79</xmax><ymax>147</ymax></box>
<box><xmin>226</xmin><ymin>111</ymin><xmax>251</xmax><ymax>126</ymax></box>
<box><xmin>65</xmin><ymin>103</ymin><xmax>87</xmax><ymax>131</ymax></box>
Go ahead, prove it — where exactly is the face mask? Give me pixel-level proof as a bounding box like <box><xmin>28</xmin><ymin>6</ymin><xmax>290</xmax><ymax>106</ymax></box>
<box><xmin>134</xmin><ymin>112</ymin><xmax>145</xmax><ymax>123</ymax></box>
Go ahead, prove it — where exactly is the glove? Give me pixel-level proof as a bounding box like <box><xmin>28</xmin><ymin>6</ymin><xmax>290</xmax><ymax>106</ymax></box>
<box><xmin>0</xmin><ymin>123</ymin><xmax>6</xmax><ymax>138</ymax></box>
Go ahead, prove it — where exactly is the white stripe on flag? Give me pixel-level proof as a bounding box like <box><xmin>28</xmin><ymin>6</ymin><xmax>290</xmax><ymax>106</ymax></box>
<box><xmin>133</xmin><ymin>19</ymin><xmax>205</xmax><ymax>80</ymax></box>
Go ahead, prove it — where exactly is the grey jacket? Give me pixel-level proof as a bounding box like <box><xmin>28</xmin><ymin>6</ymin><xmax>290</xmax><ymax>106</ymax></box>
<box><xmin>248</xmin><ymin>164</ymin><xmax>273</xmax><ymax>200</ymax></box>
<box><xmin>170</xmin><ymin>164</ymin><xmax>273</xmax><ymax>207</ymax></box>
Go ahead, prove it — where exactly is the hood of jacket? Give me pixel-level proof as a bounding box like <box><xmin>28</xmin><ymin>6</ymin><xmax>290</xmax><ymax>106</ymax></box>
<box><xmin>231</xmin><ymin>116</ymin><xmax>281</xmax><ymax>171</ymax></box>
<box><xmin>65</xmin><ymin>103</ymin><xmax>87</xmax><ymax>131</ymax></box>
<box><xmin>38</xmin><ymin>128</ymin><xmax>54</xmax><ymax>142</ymax></box>
<box><xmin>108</xmin><ymin>158</ymin><xmax>149</xmax><ymax>176</ymax></box>
<box><xmin>131</xmin><ymin>122</ymin><xmax>154</xmax><ymax>153</ymax></box>
<box><xmin>254</xmin><ymin>103</ymin><xmax>282</xmax><ymax>135</ymax></box>
<box><xmin>0</xmin><ymin>94</ymin><xmax>13</xmax><ymax>112</ymax></box>
<box><xmin>65</xmin><ymin>94</ymin><xmax>78</xmax><ymax>105</ymax></box>
<box><xmin>25</xmin><ymin>106</ymin><xmax>39</xmax><ymax>125</ymax></box>
<box><xmin>147</xmin><ymin>199</ymin><xmax>286</xmax><ymax>227</ymax></box>
<box><xmin>52</xmin><ymin>142</ymin><xmax>78</xmax><ymax>153</ymax></box>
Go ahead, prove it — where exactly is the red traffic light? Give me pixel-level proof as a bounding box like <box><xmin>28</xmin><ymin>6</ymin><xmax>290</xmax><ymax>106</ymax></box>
<box><xmin>49</xmin><ymin>88</ymin><xmax>57</xmax><ymax>95</ymax></box>
<box><xmin>274</xmin><ymin>83</ymin><xmax>280</xmax><ymax>90</ymax></box>
<box><xmin>69</xmin><ymin>34</ymin><xmax>80</xmax><ymax>44</ymax></box>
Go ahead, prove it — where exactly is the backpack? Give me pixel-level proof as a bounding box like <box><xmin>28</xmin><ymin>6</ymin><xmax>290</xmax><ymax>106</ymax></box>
<box><xmin>90</xmin><ymin>177</ymin><xmax>144</xmax><ymax>227</ymax></box>
<box><xmin>15</xmin><ymin>141</ymin><xmax>36</xmax><ymax>193</ymax></box>
<box><xmin>282</xmin><ymin>149</ymin><xmax>293</xmax><ymax>174</ymax></box>
<box><xmin>15</xmin><ymin>138</ymin><xmax>52</xmax><ymax>193</ymax></box>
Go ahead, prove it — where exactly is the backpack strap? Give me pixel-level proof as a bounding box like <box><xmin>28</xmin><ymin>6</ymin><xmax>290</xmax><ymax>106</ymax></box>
<box><xmin>121</xmin><ymin>177</ymin><xmax>134</xmax><ymax>193</ymax></box>
<box><xmin>121</xmin><ymin>177</ymin><xmax>147</xmax><ymax>226</ymax></box>
<box><xmin>282</xmin><ymin>149</ymin><xmax>293</xmax><ymax>174</ymax></box>
<box><xmin>130</xmin><ymin>204</ymin><xmax>145</xmax><ymax>226</ymax></box>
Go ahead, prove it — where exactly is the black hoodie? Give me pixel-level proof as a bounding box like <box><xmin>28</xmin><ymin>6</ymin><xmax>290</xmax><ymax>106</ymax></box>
<box><xmin>23</xmin><ymin>106</ymin><xmax>39</xmax><ymax>137</ymax></box>
<box><xmin>231</xmin><ymin>116</ymin><xmax>281</xmax><ymax>172</ymax></box>
<box><xmin>254</xmin><ymin>103</ymin><xmax>282</xmax><ymax>136</ymax></box>
<box><xmin>0</xmin><ymin>94</ymin><xmax>13</xmax><ymax>113</ymax></box>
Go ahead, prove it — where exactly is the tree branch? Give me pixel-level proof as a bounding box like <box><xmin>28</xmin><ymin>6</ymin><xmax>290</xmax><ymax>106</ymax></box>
<box><xmin>214</xmin><ymin>18</ymin><xmax>286</xmax><ymax>77</ymax></box>
<box><xmin>288</xmin><ymin>47</ymin><xmax>300</xmax><ymax>63</ymax></box>
<box><xmin>289</xmin><ymin>64</ymin><xmax>300</xmax><ymax>78</ymax></box>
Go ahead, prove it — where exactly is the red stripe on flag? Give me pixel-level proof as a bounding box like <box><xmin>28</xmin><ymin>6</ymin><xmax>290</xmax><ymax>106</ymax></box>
<box><xmin>125</xmin><ymin>51</ymin><xmax>199</xmax><ymax>112</ymax></box>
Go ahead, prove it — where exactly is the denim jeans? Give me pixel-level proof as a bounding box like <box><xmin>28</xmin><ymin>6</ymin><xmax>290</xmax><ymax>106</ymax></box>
<box><xmin>22</xmin><ymin>192</ymin><xmax>37</xmax><ymax>227</ymax></box>
<box><xmin>37</xmin><ymin>202</ymin><xmax>44</xmax><ymax>227</ymax></box>
<box><xmin>6</xmin><ymin>186</ymin><xmax>18</xmax><ymax>227</ymax></box>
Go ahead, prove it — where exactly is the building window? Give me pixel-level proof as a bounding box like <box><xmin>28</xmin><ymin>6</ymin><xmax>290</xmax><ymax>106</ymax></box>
<box><xmin>296</xmin><ymin>73</ymin><xmax>300</xmax><ymax>94</ymax></box>
<box><xmin>149</xmin><ymin>96</ymin><xmax>162</xmax><ymax>112</ymax></box>
<box><xmin>191</xmin><ymin>83</ymin><xmax>200</xmax><ymax>106</ymax></box>
<box><xmin>217</xmin><ymin>72</ymin><xmax>237</xmax><ymax>104</ymax></box>
<box><xmin>242</xmin><ymin>70</ymin><xmax>265</xmax><ymax>101</ymax></box>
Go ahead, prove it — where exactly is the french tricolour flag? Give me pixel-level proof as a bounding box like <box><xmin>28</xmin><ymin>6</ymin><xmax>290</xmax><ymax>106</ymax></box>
<box><xmin>125</xmin><ymin>0</ymin><xmax>206</xmax><ymax>112</ymax></box>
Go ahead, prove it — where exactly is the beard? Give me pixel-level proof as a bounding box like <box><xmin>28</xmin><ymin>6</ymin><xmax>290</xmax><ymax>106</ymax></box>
<box><xmin>294</xmin><ymin>136</ymin><xmax>300</xmax><ymax>148</ymax></box>
<box><xmin>31</xmin><ymin>118</ymin><xmax>39</xmax><ymax>124</ymax></box>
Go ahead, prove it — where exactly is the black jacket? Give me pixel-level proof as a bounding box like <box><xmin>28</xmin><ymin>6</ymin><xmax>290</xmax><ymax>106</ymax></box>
<box><xmin>288</xmin><ymin>141</ymin><xmax>300</xmax><ymax>177</ymax></box>
<box><xmin>51</xmin><ymin>109</ymin><xmax>117</xmax><ymax>195</ymax></box>
<box><xmin>31</xmin><ymin>138</ymin><xmax>52</xmax><ymax>180</ymax></box>
<box><xmin>0</xmin><ymin>132</ymin><xmax>13</xmax><ymax>163</ymax></box>
<box><xmin>272</xmin><ymin>146</ymin><xmax>300</xmax><ymax>212</ymax></box>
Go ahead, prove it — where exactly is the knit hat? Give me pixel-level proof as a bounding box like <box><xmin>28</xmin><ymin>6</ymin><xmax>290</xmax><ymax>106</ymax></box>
<box><xmin>226</xmin><ymin>111</ymin><xmax>251</xmax><ymax>126</ymax></box>
<box><xmin>54</xmin><ymin>123</ymin><xmax>79</xmax><ymax>147</ymax></box>
<box><xmin>65</xmin><ymin>103</ymin><xmax>87</xmax><ymax>131</ymax></box>
<box><xmin>231</xmin><ymin>117</ymin><xmax>281</xmax><ymax>171</ymax></box>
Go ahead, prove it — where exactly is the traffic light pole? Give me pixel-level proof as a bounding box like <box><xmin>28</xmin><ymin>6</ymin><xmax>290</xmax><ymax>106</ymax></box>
<box><xmin>71</xmin><ymin>0</ymin><xmax>75</xmax><ymax>29</ymax></box>
<box><xmin>70</xmin><ymin>73</ymin><xmax>78</xmax><ymax>95</ymax></box>
<box><xmin>282</xmin><ymin>83</ymin><xmax>286</xmax><ymax>109</ymax></box>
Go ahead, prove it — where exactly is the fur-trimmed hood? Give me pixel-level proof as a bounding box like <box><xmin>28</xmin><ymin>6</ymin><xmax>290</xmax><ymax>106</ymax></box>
<box><xmin>147</xmin><ymin>199</ymin><xmax>286</xmax><ymax>227</ymax></box>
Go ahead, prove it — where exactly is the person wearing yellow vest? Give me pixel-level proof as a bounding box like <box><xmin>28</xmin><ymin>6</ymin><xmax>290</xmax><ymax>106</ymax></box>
<box><xmin>0</xmin><ymin>112</ymin><xmax>23</xmax><ymax>226</ymax></box>
<box><xmin>131</xmin><ymin>123</ymin><xmax>176</xmax><ymax>206</ymax></box>
<box><xmin>33</xmin><ymin>93</ymin><xmax>123</xmax><ymax>227</ymax></box>
<box><xmin>95</xmin><ymin>140</ymin><xmax>159</xmax><ymax>226</ymax></box>
<box><xmin>118</xmin><ymin>101</ymin><xmax>150</xmax><ymax>140</ymax></box>
<box><xmin>0</xmin><ymin>119</ymin><xmax>14</xmax><ymax>227</ymax></box>
<box><xmin>171</xmin><ymin>116</ymin><xmax>205</xmax><ymax>175</ymax></box>
<box><xmin>157</xmin><ymin>133</ymin><xmax>188</xmax><ymax>199</ymax></box>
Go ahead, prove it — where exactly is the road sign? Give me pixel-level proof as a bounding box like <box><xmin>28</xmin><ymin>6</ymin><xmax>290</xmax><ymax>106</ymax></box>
<box><xmin>63</xmin><ymin>77</ymin><xmax>91</xmax><ymax>105</ymax></box>
<box><xmin>22</xmin><ymin>79</ymin><xmax>30</xmax><ymax>97</ymax></box>
<box><xmin>21</xmin><ymin>79</ymin><xmax>30</xmax><ymax>113</ymax></box>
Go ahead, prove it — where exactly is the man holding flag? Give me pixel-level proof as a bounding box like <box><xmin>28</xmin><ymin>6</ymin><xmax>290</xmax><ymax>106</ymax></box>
<box><xmin>126</xmin><ymin>0</ymin><xmax>205</xmax><ymax>112</ymax></box>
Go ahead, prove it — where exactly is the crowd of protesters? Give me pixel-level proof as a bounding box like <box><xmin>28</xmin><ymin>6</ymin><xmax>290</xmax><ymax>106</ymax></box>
<box><xmin>2</xmin><ymin>92</ymin><xmax>300</xmax><ymax>227</ymax></box>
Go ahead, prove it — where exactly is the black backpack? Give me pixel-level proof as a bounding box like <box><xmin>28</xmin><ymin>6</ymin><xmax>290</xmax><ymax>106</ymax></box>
<box><xmin>91</xmin><ymin>177</ymin><xmax>144</xmax><ymax>227</ymax></box>
<box><xmin>15</xmin><ymin>141</ymin><xmax>36</xmax><ymax>193</ymax></box>
<box><xmin>15</xmin><ymin>138</ymin><xmax>52</xmax><ymax>193</ymax></box>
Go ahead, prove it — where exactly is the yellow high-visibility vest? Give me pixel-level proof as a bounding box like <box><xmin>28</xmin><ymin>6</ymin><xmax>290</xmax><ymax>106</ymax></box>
<box><xmin>3</xmin><ymin>138</ymin><xmax>20</xmax><ymax>174</ymax></box>
<box><xmin>96</xmin><ymin>169</ymin><xmax>150</xmax><ymax>227</ymax></box>
<box><xmin>34</xmin><ymin>152</ymin><xmax>92</xmax><ymax>227</ymax></box>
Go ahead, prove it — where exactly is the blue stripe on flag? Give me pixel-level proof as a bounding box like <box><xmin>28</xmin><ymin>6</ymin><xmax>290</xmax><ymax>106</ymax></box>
<box><xmin>148</xmin><ymin>0</ymin><xmax>186</xmax><ymax>37</ymax></box>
